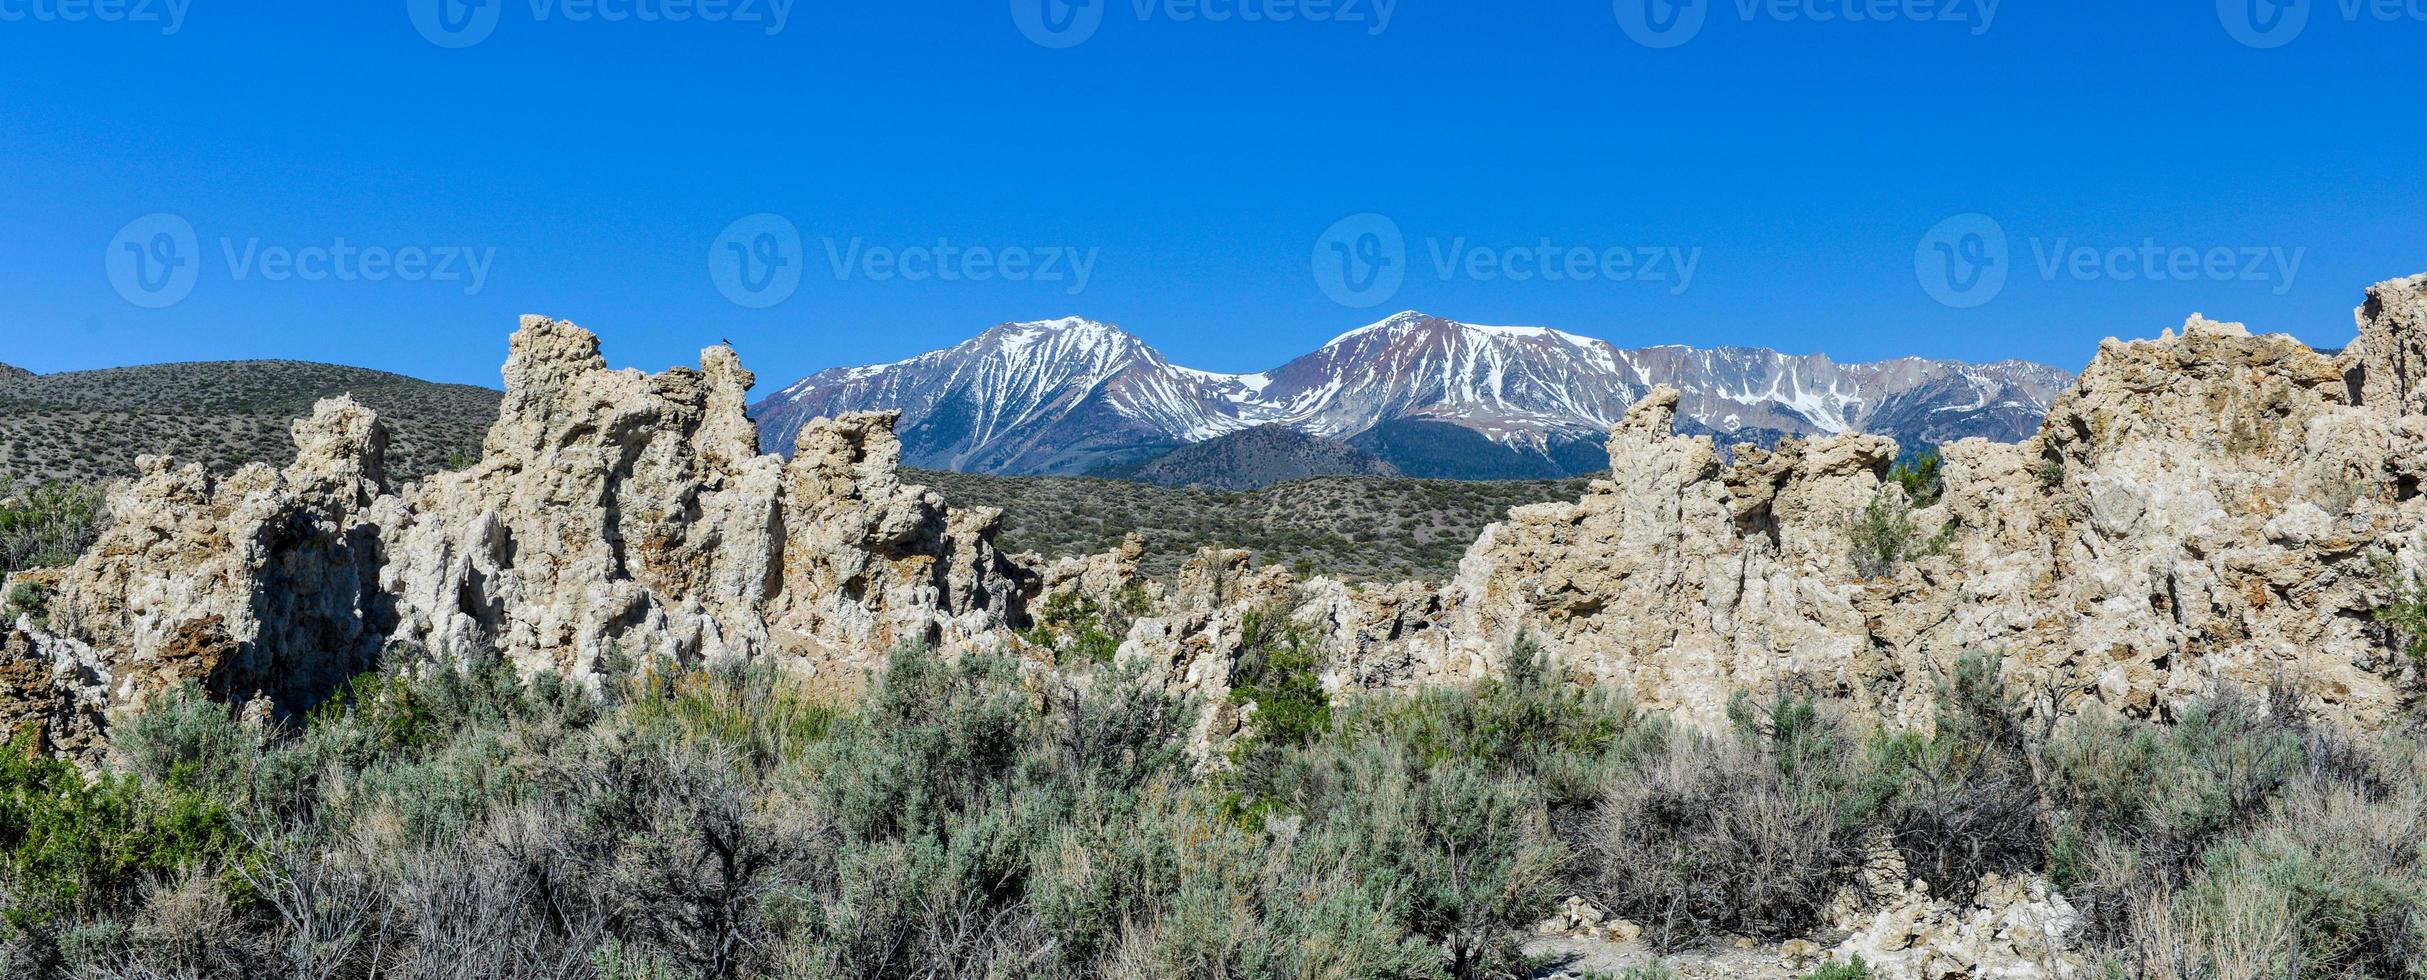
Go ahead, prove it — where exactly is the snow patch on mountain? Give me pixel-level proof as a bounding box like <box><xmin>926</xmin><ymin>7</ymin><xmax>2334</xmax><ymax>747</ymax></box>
<box><xmin>749</xmin><ymin>314</ymin><xmax>2074</xmax><ymax>477</ymax></box>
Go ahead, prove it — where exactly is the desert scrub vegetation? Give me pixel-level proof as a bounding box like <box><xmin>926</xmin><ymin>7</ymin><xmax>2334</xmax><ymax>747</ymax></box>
<box><xmin>4</xmin><ymin>646</ymin><xmax>2424</xmax><ymax>979</ymax></box>
<box><xmin>2369</xmin><ymin>551</ymin><xmax>2427</xmax><ymax>669</ymax></box>
<box><xmin>2</xmin><ymin>646</ymin><xmax>1583</xmax><ymax>980</ymax></box>
<box><xmin>1020</xmin><ymin>586</ymin><xmax>1150</xmax><ymax>665</ymax></box>
<box><xmin>1888</xmin><ymin>448</ymin><xmax>1944</xmax><ymax>508</ymax></box>
<box><xmin>0</xmin><ymin>361</ymin><xmax>497</xmax><ymax>486</ymax></box>
<box><xmin>911</xmin><ymin>469</ymin><xmax>1592</xmax><ymax>582</ymax></box>
<box><xmin>0</xmin><ymin>478</ymin><xmax>103</xmax><ymax>580</ymax></box>
<box><xmin>1847</xmin><ymin>462</ymin><xmax>1955</xmax><ymax>579</ymax></box>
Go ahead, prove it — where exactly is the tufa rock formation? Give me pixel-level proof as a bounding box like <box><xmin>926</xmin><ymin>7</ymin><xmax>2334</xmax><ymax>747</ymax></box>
<box><xmin>1303</xmin><ymin>280</ymin><xmax>2427</xmax><ymax>731</ymax></box>
<box><xmin>1</xmin><ymin>317</ymin><xmax>1035</xmax><ymax>752</ymax></box>
<box><xmin>8</xmin><ymin>276</ymin><xmax>2427</xmax><ymax>757</ymax></box>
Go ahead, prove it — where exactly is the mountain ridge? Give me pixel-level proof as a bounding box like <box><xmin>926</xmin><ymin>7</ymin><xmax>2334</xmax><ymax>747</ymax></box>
<box><xmin>750</xmin><ymin>313</ymin><xmax>2076</xmax><ymax>478</ymax></box>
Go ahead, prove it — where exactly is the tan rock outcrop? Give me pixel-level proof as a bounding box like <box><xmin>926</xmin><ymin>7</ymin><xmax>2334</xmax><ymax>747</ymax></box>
<box><xmin>2344</xmin><ymin>272</ymin><xmax>2427</xmax><ymax>417</ymax></box>
<box><xmin>11</xmin><ymin>318</ymin><xmax>1038</xmax><ymax>742</ymax></box>
<box><xmin>375</xmin><ymin>320</ymin><xmax>1035</xmax><ymax>688</ymax></box>
<box><xmin>1328</xmin><ymin>285</ymin><xmax>2427</xmax><ymax>732</ymax></box>
<box><xmin>1828</xmin><ymin>872</ymin><xmax>2085</xmax><ymax>979</ymax></box>
<box><xmin>14</xmin><ymin>275</ymin><xmax>2427</xmax><ymax>755</ymax></box>
<box><xmin>30</xmin><ymin>398</ymin><xmax>395</xmax><ymax>721</ymax></box>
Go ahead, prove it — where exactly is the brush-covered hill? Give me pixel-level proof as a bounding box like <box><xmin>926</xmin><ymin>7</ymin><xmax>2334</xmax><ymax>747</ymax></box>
<box><xmin>1091</xmin><ymin>424</ymin><xmax>1399</xmax><ymax>490</ymax></box>
<box><xmin>0</xmin><ymin>360</ymin><xmax>499</xmax><ymax>486</ymax></box>
<box><xmin>909</xmin><ymin>468</ymin><xmax>1592</xmax><ymax>580</ymax></box>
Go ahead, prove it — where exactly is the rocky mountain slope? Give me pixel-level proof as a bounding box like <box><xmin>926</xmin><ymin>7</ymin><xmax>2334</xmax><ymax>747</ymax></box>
<box><xmin>751</xmin><ymin>312</ymin><xmax>2073</xmax><ymax>478</ymax></box>
<box><xmin>1092</xmin><ymin>424</ymin><xmax>1398</xmax><ymax>489</ymax></box>
<box><xmin>0</xmin><ymin>360</ymin><xmax>497</xmax><ymax>486</ymax></box>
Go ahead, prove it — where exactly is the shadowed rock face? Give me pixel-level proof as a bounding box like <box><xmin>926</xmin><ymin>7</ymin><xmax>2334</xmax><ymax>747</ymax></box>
<box><xmin>9</xmin><ymin>276</ymin><xmax>2427</xmax><ymax>758</ymax></box>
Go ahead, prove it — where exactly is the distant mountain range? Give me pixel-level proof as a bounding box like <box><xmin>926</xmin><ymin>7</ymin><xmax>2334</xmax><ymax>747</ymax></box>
<box><xmin>749</xmin><ymin>313</ymin><xmax>2075</xmax><ymax>481</ymax></box>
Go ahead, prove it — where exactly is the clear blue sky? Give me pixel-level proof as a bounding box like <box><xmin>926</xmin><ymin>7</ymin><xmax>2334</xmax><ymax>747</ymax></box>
<box><xmin>4</xmin><ymin>2</ymin><xmax>2421</xmax><ymax>390</ymax></box>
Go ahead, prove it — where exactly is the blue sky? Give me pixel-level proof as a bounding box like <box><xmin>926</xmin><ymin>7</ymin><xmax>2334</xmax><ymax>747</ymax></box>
<box><xmin>3</xmin><ymin>1</ymin><xmax>2422</xmax><ymax>390</ymax></box>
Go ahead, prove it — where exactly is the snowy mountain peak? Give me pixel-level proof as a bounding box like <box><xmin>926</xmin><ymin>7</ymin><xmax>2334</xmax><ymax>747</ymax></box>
<box><xmin>750</xmin><ymin>315</ymin><xmax>2074</xmax><ymax>478</ymax></box>
<box><xmin>974</xmin><ymin>316</ymin><xmax>1141</xmax><ymax>356</ymax></box>
<box><xmin>1325</xmin><ymin>312</ymin><xmax>1601</xmax><ymax>350</ymax></box>
<box><xmin>989</xmin><ymin>316</ymin><xmax>1127</xmax><ymax>339</ymax></box>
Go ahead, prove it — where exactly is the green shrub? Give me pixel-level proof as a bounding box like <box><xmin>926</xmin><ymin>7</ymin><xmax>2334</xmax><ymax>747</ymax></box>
<box><xmin>113</xmin><ymin>684</ymin><xmax>257</xmax><ymax>796</ymax></box>
<box><xmin>2033</xmin><ymin>455</ymin><xmax>2067</xmax><ymax>490</ymax></box>
<box><xmin>1847</xmin><ymin>490</ymin><xmax>1953</xmax><ymax>579</ymax></box>
<box><xmin>1589</xmin><ymin>693</ymin><xmax>1867</xmax><ymax>947</ymax></box>
<box><xmin>617</xmin><ymin>659</ymin><xmax>836</xmax><ymax>767</ymax></box>
<box><xmin>2368</xmin><ymin>551</ymin><xmax>2427</xmax><ymax>669</ymax></box>
<box><xmin>0</xmin><ymin>479</ymin><xmax>103</xmax><ymax>577</ymax></box>
<box><xmin>1860</xmin><ymin>653</ymin><xmax>2045</xmax><ymax>900</ymax></box>
<box><xmin>3</xmin><ymin>581</ymin><xmax>53</xmax><ymax>630</ymax></box>
<box><xmin>1890</xmin><ymin>448</ymin><xmax>1944</xmax><ymax>507</ymax></box>
<box><xmin>2042</xmin><ymin>693</ymin><xmax>2306</xmax><ymax>892</ymax></box>
<box><xmin>1338</xmin><ymin>633</ymin><xmax>1659</xmax><ymax>803</ymax></box>
<box><xmin>1228</xmin><ymin>610</ymin><xmax>1330</xmax><ymax>748</ymax></box>
<box><xmin>2165</xmin><ymin>781</ymin><xmax>2426</xmax><ymax>979</ymax></box>
<box><xmin>0</xmin><ymin>729</ymin><xmax>247</xmax><ymax>936</ymax></box>
<box><xmin>25</xmin><ymin>632</ymin><xmax>2427</xmax><ymax>980</ymax></box>
<box><xmin>1801</xmin><ymin>957</ymin><xmax>1869</xmax><ymax>980</ymax></box>
<box><xmin>1023</xmin><ymin>587</ymin><xmax>1146</xmax><ymax>665</ymax></box>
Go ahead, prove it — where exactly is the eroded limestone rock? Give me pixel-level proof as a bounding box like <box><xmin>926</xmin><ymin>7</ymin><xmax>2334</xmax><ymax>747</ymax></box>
<box><xmin>11</xmin><ymin>318</ymin><xmax>1039</xmax><ymax>747</ymax></box>
<box><xmin>1329</xmin><ymin>284</ymin><xmax>2427</xmax><ymax>732</ymax></box>
<box><xmin>32</xmin><ymin>398</ymin><xmax>395</xmax><ymax>722</ymax></box>
<box><xmin>14</xmin><ymin>274</ymin><xmax>2427</xmax><ymax>758</ymax></box>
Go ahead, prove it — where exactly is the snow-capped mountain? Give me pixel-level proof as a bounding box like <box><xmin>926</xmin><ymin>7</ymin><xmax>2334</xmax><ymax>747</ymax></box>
<box><xmin>750</xmin><ymin>313</ymin><xmax>2074</xmax><ymax>478</ymax></box>
<box><xmin>754</xmin><ymin>317</ymin><xmax>1255</xmax><ymax>474</ymax></box>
